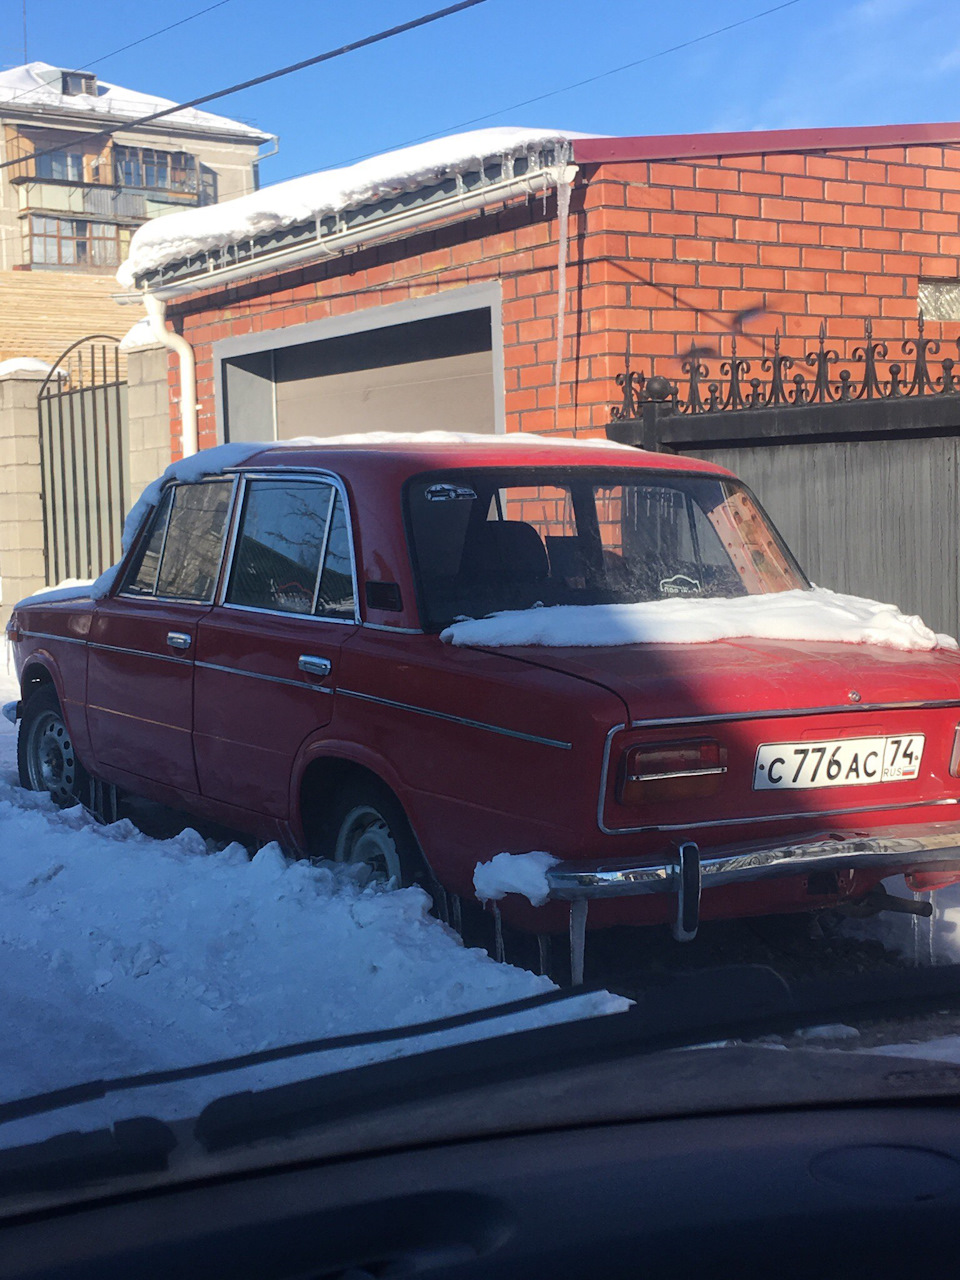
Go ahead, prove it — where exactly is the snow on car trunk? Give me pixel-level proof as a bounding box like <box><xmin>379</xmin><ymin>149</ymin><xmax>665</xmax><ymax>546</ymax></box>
<box><xmin>0</xmin><ymin>657</ymin><xmax>626</xmax><ymax>1148</ymax></box>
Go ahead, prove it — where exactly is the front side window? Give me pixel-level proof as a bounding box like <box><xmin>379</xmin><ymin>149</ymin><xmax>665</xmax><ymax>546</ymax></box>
<box><xmin>225</xmin><ymin>478</ymin><xmax>356</xmax><ymax>619</ymax></box>
<box><xmin>407</xmin><ymin>468</ymin><xmax>807</xmax><ymax>630</ymax></box>
<box><xmin>121</xmin><ymin>481</ymin><xmax>232</xmax><ymax>601</ymax></box>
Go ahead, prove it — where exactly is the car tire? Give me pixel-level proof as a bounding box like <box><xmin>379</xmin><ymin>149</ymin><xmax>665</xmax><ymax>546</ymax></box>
<box><xmin>322</xmin><ymin>780</ymin><xmax>424</xmax><ymax>889</ymax></box>
<box><xmin>17</xmin><ymin>685</ymin><xmax>92</xmax><ymax>809</ymax></box>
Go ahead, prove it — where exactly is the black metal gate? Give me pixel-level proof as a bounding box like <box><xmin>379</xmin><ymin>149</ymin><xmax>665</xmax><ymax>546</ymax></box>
<box><xmin>607</xmin><ymin>318</ymin><xmax>960</xmax><ymax>639</ymax></box>
<box><xmin>37</xmin><ymin>335</ymin><xmax>128</xmax><ymax>586</ymax></box>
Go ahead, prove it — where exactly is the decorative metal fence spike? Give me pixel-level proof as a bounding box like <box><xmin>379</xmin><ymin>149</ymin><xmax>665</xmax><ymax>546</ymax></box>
<box><xmin>611</xmin><ymin>316</ymin><xmax>960</xmax><ymax>420</ymax></box>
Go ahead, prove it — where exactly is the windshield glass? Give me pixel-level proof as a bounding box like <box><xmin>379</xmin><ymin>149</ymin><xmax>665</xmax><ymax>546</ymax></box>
<box><xmin>407</xmin><ymin>468</ymin><xmax>807</xmax><ymax>630</ymax></box>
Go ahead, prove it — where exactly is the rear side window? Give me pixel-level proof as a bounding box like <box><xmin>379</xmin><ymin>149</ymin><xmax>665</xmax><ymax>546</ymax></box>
<box><xmin>316</xmin><ymin>494</ymin><xmax>356</xmax><ymax>619</ymax></box>
<box><xmin>225</xmin><ymin>478</ymin><xmax>356</xmax><ymax>619</ymax></box>
<box><xmin>122</xmin><ymin>481</ymin><xmax>232</xmax><ymax>602</ymax></box>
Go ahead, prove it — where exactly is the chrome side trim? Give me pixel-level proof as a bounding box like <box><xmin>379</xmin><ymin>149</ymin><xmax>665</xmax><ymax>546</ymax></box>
<box><xmin>627</xmin><ymin>766</ymin><xmax>727</xmax><ymax>782</ymax></box>
<box><xmin>338</xmin><ymin>687</ymin><xmax>572</xmax><ymax>750</ymax></box>
<box><xmin>217</xmin><ymin>602</ymin><xmax>357</xmax><ymax>625</ymax></box>
<box><xmin>361</xmin><ymin>622</ymin><xmax>425</xmax><ymax>635</ymax></box>
<box><xmin>21</xmin><ymin>630</ymin><xmax>86</xmax><ymax>647</ymax></box>
<box><xmin>629</xmin><ymin>698</ymin><xmax>960</xmax><ymax>730</ymax></box>
<box><xmin>547</xmin><ymin>826</ymin><xmax>960</xmax><ymax>902</ymax></box>
<box><xmin>195</xmin><ymin>660</ymin><xmax>333</xmax><ymax>693</ymax></box>
<box><xmin>88</xmin><ymin>642</ymin><xmax>191</xmax><ymax>666</ymax></box>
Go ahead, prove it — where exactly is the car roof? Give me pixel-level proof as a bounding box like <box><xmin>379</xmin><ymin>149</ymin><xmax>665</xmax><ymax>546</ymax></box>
<box><xmin>230</xmin><ymin>435</ymin><xmax>735</xmax><ymax>480</ymax></box>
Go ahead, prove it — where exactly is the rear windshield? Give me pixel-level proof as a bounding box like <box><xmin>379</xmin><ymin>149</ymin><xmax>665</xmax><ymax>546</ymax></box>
<box><xmin>406</xmin><ymin>467</ymin><xmax>808</xmax><ymax>631</ymax></box>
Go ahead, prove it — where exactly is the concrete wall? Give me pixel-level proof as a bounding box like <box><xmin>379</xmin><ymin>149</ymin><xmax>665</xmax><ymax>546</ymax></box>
<box><xmin>0</xmin><ymin>368</ymin><xmax>46</xmax><ymax>628</ymax></box>
<box><xmin>126</xmin><ymin>343</ymin><xmax>172</xmax><ymax>498</ymax></box>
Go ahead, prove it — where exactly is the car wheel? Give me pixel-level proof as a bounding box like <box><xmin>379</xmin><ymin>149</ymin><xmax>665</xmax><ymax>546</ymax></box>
<box><xmin>324</xmin><ymin>782</ymin><xmax>422</xmax><ymax>889</ymax></box>
<box><xmin>17</xmin><ymin>686</ymin><xmax>91</xmax><ymax>808</ymax></box>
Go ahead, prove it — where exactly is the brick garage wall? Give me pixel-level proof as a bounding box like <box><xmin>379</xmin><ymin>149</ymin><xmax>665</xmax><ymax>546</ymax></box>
<box><xmin>580</xmin><ymin>143</ymin><xmax>960</xmax><ymax>372</ymax></box>
<box><xmin>165</xmin><ymin>141</ymin><xmax>960</xmax><ymax>459</ymax></box>
<box><xmin>169</xmin><ymin>198</ymin><xmax>577</xmax><ymax>455</ymax></box>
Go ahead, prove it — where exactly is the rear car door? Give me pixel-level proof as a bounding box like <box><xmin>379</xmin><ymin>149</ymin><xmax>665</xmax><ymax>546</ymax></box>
<box><xmin>86</xmin><ymin>479</ymin><xmax>234</xmax><ymax>793</ymax></box>
<box><xmin>193</xmin><ymin>472</ymin><xmax>359</xmax><ymax>818</ymax></box>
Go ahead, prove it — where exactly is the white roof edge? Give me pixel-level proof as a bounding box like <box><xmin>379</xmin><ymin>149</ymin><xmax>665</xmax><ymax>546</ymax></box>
<box><xmin>0</xmin><ymin>61</ymin><xmax>271</xmax><ymax>142</ymax></box>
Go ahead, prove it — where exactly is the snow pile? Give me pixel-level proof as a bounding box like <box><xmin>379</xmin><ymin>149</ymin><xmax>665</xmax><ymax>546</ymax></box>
<box><xmin>0</xmin><ymin>358</ymin><xmax>60</xmax><ymax>378</ymax></box>
<box><xmin>0</xmin><ymin>668</ymin><xmax>626</xmax><ymax>1146</ymax></box>
<box><xmin>441</xmin><ymin>588</ymin><xmax>959</xmax><ymax>654</ymax></box>
<box><xmin>474</xmin><ymin>852</ymin><xmax>561</xmax><ymax>907</ymax></box>
<box><xmin>117</xmin><ymin>127</ymin><xmax>588</xmax><ymax>286</ymax></box>
<box><xmin>0</xmin><ymin>62</ymin><xmax>265</xmax><ymax>138</ymax></box>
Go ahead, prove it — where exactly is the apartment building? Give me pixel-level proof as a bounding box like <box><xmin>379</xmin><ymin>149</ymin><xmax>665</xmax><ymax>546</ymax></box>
<box><xmin>0</xmin><ymin>61</ymin><xmax>273</xmax><ymax>363</ymax></box>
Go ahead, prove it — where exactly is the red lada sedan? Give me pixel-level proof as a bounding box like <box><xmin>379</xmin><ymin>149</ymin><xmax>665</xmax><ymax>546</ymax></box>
<box><xmin>7</xmin><ymin>435</ymin><xmax>960</xmax><ymax>971</ymax></box>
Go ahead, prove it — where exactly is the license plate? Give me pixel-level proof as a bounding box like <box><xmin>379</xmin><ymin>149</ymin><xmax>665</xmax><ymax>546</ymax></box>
<box><xmin>753</xmin><ymin>734</ymin><xmax>925</xmax><ymax>790</ymax></box>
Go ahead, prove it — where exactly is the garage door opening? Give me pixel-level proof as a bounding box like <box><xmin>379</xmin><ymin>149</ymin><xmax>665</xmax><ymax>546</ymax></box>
<box><xmin>221</xmin><ymin>305</ymin><xmax>497</xmax><ymax>443</ymax></box>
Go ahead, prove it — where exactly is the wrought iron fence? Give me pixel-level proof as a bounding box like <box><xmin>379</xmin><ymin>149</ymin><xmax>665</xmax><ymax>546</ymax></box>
<box><xmin>37</xmin><ymin>336</ymin><xmax>128</xmax><ymax>585</ymax></box>
<box><xmin>611</xmin><ymin>315</ymin><xmax>960</xmax><ymax>421</ymax></box>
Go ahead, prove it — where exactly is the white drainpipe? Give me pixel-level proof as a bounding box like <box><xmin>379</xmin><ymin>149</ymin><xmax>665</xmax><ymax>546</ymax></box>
<box><xmin>142</xmin><ymin>291</ymin><xmax>198</xmax><ymax>458</ymax></box>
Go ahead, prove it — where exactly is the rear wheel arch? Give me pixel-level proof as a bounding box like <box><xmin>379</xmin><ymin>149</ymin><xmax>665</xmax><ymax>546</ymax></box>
<box><xmin>298</xmin><ymin>756</ymin><xmax>432</xmax><ymax>887</ymax></box>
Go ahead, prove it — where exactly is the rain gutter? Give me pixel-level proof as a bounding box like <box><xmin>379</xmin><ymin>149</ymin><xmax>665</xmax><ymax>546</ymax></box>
<box><xmin>121</xmin><ymin>162</ymin><xmax>578</xmax><ymax>304</ymax></box>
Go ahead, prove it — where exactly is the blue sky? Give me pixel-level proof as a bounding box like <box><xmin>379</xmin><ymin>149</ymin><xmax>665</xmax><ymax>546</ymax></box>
<box><xmin>1</xmin><ymin>0</ymin><xmax>957</xmax><ymax>184</ymax></box>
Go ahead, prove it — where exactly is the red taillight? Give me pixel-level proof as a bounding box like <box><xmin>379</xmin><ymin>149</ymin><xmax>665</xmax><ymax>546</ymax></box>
<box><xmin>617</xmin><ymin>738</ymin><xmax>727</xmax><ymax>806</ymax></box>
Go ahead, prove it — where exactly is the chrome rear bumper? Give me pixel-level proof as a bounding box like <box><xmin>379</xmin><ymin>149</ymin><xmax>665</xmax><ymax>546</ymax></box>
<box><xmin>546</xmin><ymin>825</ymin><xmax>960</xmax><ymax>969</ymax></box>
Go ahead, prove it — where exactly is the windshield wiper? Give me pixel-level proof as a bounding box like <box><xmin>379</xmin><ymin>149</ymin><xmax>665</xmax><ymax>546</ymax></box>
<box><xmin>0</xmin><ymin>1117</ymin><xmax>175</xmax><ymax>1198</ymax></box>
<box><xmin>195</xmin><ymin>963</ymin><xmax>960</xmax><ymax>1152</ymax></box>
<box><xmin>0</xmin><ymin>986</ymin><xmax>594</xmax><ymax>1128</ymax></box>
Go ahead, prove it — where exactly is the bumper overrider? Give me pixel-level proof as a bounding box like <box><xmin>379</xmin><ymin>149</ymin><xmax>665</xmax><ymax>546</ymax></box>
<box><xmin>547</xmin><ymin>824</ymin><xmax>960</xmax><ymax>978</ymax></box>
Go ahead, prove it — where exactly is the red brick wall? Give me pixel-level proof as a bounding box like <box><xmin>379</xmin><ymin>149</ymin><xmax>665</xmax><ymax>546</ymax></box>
<box><xmin>165</xmin><ymin>141</ymin><xmax>960</xmax><ymax>459</ymax></box>
<box><xmin>578</xmin><ymin>143</ymin><xmax>960</xmax><ymax>381</ymax></box>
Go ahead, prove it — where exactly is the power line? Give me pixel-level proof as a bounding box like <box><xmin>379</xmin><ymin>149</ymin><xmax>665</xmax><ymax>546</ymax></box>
<box><xmin>0</xmin><ymin>0</ymin><xmax>241</xmax><ymax>113</ymax></box>
<box><xmin>0</xmin><ymin>0</ymin><xmax>487</xmax><ymax>174</ymax></box>
<box><xmin>321</xmin><ymin>0</ymin><xmax>806</xmax><ymax>172</ymax></box>
<box><xmin>79</xmin><ymin>0</ymin><xmax>240</xmax><ymax>69</ymax></box>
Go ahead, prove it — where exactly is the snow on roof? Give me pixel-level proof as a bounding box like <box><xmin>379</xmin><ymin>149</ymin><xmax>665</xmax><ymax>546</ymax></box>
<box><xmin>117</xmin><ymin>126</ymin><xmax>589</xmax><ymax>288</ymax></box>
<box><xmin>0</xmin><ymin>61</ymin><xmax>269</xmax><ymax>140</ymax></box>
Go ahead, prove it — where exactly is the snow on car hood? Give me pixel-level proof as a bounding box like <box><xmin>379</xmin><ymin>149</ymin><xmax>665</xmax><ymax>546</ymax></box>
<box><xmin>440</xmin><ymin>589</ymin><xmax>959</xmax><ymax>654</ymax></box>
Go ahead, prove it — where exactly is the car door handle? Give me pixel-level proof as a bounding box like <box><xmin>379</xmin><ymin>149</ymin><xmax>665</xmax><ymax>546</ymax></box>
<box><xmin>298</xmin><ymin>654</ymin><xmax>332</xmax><ymax>678</ymax></box>
<box><xmin>166</xmin><ymin>631</ymin><xmax>192</xmax><ymax>651</ymax></box>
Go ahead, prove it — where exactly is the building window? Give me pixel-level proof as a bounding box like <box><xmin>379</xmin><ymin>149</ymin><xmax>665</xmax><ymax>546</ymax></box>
<box><xmin>34</xmin><ymin>150</ymin><xmax>85</xmax><ymax>182</ymax></box>
<box><xmin>918</xmin><ymin>279</ymin><xmax>960</xmax><ymax>322</ymax></box>
<box><xmin>114</xmin><ymin>146</ymin><xmax>198</xmax><ymax>195</ymax></box>
<box><xmin>61</xmin><ymin>71</ymin><xmax>97</xmax><ymax>96</ymax></box>
<box><xmin>30</xmin><ymin>215</ymin><xmax>121</xmax><ymax>268</ymax></box>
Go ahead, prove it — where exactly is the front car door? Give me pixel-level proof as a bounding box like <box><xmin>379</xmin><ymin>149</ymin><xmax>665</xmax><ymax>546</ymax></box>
<box><xmin>193</xmin><ymin>471</ymin><xmax>359</xmax><ymax>818</ymax></box>
<box><xmin>86</xmin><ymin>478</ymin><xmax>235</xmax><ymax>794</ymax></box>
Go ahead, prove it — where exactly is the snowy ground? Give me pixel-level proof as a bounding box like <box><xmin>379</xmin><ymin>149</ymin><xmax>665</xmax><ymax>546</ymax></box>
<box><xmin>0</xmin><ymin>652</ymin><xmax>626</xmax><ymax>1149</ymax></box>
